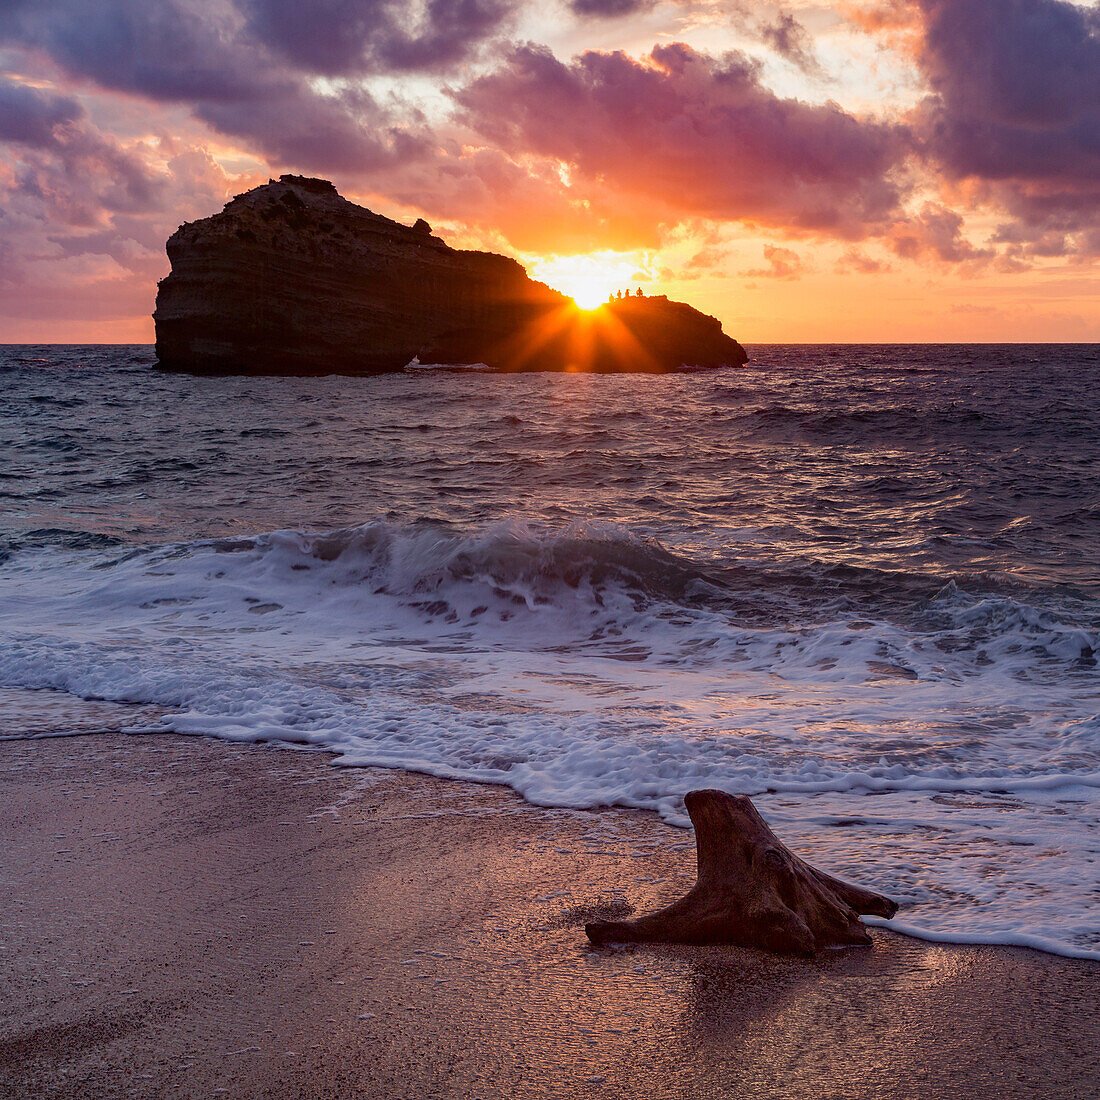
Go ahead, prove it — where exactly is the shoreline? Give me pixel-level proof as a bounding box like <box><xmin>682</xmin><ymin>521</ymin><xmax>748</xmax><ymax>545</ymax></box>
<box><xmin>2</xmin><ymin>730</ymin><xmax>1098</xmax><ymax>1098</ymax></box>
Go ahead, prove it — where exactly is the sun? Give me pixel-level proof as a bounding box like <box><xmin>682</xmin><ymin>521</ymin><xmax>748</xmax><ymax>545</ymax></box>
<box><xmin>529</xmin><ymin>252</ymin><xmax>649</xmax><ymax>312</ymax></box>
<box><xmin>571</xmin><ymin>283</ymin><xmax>612</xmax><ymax>311</ymax></box>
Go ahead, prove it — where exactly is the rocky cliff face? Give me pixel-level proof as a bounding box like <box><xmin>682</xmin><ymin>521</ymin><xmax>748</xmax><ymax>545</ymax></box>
<box><xmin>154</xmin><ymin>176</ymin><xmax>747</xmax><ymax>374</ymax></box>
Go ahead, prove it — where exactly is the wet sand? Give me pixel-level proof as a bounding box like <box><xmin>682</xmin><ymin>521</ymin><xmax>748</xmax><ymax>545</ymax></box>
<box><xmin>2</xmin><ymin>731</ymin><xmax>1098</xmax><ymax>1099</ymax></box>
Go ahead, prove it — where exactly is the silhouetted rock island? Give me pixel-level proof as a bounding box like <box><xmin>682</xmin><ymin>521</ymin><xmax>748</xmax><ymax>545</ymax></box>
<box><xmin>154</xmin><ymin>175</ymin><xmax>748</xmax><ymax>375</ymax></box>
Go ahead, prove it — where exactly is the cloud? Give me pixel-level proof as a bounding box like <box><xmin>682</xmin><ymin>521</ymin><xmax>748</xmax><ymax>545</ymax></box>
<box><xmin>1</xmin><ymin>1</ymin><xmax>268</xmax><ymax>102</ymax></box>
<box><xmin>700</xmin><ymin>4</ymin><xmax>826</xmax><ymax>74</ymax></box>
<box><xmin>2</xmin><ymin>0</ymin><xmax>1093</xmax><ymax>341</ymax></box>
<box><xmin>0</xmin><ymin>78</ymin><xmax>163</xmax><ymax>222</ymax></box>
<box><xmin>453</xmin><ymin>42</ymin><xmax>907</xmax><ymax>237</ymax></box>
<box><xmin>886</xmin><ymin>202</ymin><xmax>992</xmax><ymax>266</ymax></box>
<box><xmin>2</xmin><ymin>0</ymin><xmax>511</xmax><ymax>86</ymax></box>
<box><xmin>757</xmin><ymin>11</ymin><xmax>824</xmax><ymax>74</ymax></box>
<box><xmin>0</xmin><ymin>81</ymin><xmax>83</xmax><ymax>145</ymax></box>
<box><xmin>741</xmin><ymin>243</ymin><xmax>805</xmax><ymax>279</ymax></box>
<box><xmin>685</xmin><ymin>244</ymin><xmax>730</xmax><ymax>273</ymax></box>
<box><xmin>0</xmin><ymin>73</ymin><xmax>251</xmax><ymax>332</ymax></box>
<box><xmin>375</xmin><ymin>146</ymin><xmax>660</xmax><ymax>252</ymax></box>
<box><xmin>949</xmin><ymin>303</ymin><xmax>995</xmax><ymax>315</ymax></box>
<box><xmin>990</xmin><ymin>221</ymin><xmax>1071</xmax><ymax>258</ymax></box>
<box><xmin>908</xmin><ymin>0</ymin><xmax>1099</xmax><ymax>149</ymax></box>
<box><xmin>834</xmin><ymin>246</ymin><xmax>891</xmax><ymax>274</ymax></box>
<box><xmin>868</xmin><ymin>0</ymin><xmax>1100</xmax><ymax>254</ymax></box>
<box><xmin>569</xmin><ymin>0</ymin><xmax>656</xmax><ymax>16</ymax></box>
<box><xmin>243</xmin><ymin>0</ymin><xmax>511</xmax><ymax>74</ymax></box>
<box><xmin>0</xmin><ymin>0</ymin><xmax>508</xmax><ymax>173</ymax></box>
<box><xmin>198</xmin><ymin>86</ymin><xmax>429</xmax><ymax>174</ymax></box>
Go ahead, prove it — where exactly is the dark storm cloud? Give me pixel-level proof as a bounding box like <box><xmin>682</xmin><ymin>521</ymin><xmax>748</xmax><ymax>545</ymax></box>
<box><xmin>243</xmin><ymin>0</ymin><xmax>511</xmax><ymax>74</ymax></box>
<box><xmin>198</xmin><ymin>85</ymin><xmax>430</xmax><ymax>174</ymax></box>
<box><xmin>0</xmin><ymin>0</ymin><xmax>512</xmax><ymax>170</ymax></box>
<box><xmin>1</xmin><ymin>0</ymin><xmax>512</xmax><ymax>86</ymax></box>
<box><xmin>910</xmin><ymin>0</ymin><xmax>1099</xmax><ymax>147</ymax></box>
<box><xmin>0</xmin><ymin>0</ymin><xmax>264</xmax><ymax>102</ymax></box>
<box><xmin>452</xmin><ymin>42</ymin><xmax>907</xmax><ymax>235</ymax></box>
<box><xmin>895</xmin><ymin>0</ymin><xmax>1100</xmax><ymax>251</ymax></box>
<box><xmin>569</xmin><ymin>0</ymin><xmax>655</xmax><ymax>17</ymax></box>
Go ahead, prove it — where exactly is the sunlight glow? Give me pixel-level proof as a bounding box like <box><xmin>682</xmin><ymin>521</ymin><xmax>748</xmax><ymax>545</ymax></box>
<box><xmin>530</xmin><ymin>252</ymin><xmax>648</xmax><ymax>311</ymax></box>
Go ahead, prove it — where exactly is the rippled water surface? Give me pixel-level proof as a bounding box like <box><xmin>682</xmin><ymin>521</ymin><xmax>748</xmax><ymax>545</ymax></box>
<box><xmin>1</xmin><ymin>344</ymin><xmax>1098</xmax><ymax>956</ymax></box>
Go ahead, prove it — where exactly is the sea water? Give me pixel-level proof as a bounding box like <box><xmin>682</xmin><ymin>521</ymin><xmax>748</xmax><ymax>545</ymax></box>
<box><xmin>1</xmin><ymin>344</ymin><xmax>1097</xmax><ymax>958</ymax></box>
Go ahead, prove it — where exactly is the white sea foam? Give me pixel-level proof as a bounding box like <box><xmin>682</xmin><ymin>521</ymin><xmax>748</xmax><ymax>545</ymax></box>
<box><xmin>1</xmin><ymin>521</ymin><xmax>1098</xmax><ymax>958</ymax></box>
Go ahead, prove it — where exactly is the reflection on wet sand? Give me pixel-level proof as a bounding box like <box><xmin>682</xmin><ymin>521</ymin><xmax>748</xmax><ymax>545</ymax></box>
<box><xmin>3</xmin><ymin>732</ymin><xmax>1095</xmax><ymax>1099</ymax></box>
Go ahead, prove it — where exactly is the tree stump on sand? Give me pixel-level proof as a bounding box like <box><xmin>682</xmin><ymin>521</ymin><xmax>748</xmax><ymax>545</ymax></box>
<box><xmin>585</xmin><ymin>790</ymin><xmax>898</xmax><ymax>954</ymax></box>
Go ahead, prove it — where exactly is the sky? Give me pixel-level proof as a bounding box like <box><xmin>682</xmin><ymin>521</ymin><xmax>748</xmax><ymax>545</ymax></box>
<box><xmin>1</xmin><ymin>0</ymin><xmax>1097</xmax><ymax>343</ymax></box>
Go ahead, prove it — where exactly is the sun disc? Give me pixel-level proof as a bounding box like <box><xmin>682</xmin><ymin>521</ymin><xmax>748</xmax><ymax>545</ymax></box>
<box><xmin>529</xmin><ymin>251</ymin><xmax>648</xmax><ymax>315</ymax></box>
<box><xmin>572</xmin><ymin>287</ymin><xmax>607</xmax><ymax>311</ymax></box>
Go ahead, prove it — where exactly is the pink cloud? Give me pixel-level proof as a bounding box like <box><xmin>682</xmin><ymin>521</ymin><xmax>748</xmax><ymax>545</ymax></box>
<box><xmin>452</xmin><ymin>43</ymin><xmax>908</xmax><ymax>237</ymax></box>
<box><xmin>741</xmin><ymin>244</ymin><xmax>806</xmax><ymax>279</ymax></box>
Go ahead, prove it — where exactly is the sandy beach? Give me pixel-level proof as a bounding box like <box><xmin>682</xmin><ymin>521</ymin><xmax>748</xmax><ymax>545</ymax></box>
<box><xmin>2</xmin><ymin>726</ymin><xmax>1097</xmax><ymax>1099</ymax></box>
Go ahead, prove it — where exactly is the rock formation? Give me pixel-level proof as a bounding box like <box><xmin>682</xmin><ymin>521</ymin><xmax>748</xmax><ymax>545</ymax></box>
<box><xmin>585</xmin><ymin>790</ymin><xmax>899</xmax><ymax>954</ymax></box>
<box><xmin>154</xmin><ymin>175</ymin><xmax>748</xmax><ymax>375</ymax></box>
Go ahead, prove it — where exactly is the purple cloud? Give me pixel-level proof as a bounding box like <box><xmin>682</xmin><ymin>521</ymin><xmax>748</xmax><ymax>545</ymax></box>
<box><xmin>569</xmin><ymin>0</ymin><xmax>655</xmax><ymax>17</ymax></box>
<box><xmin>242</xmin><ymin>0</ymin><xmax>510</xmax><ymax>74</ymax></box>
<box><xmin>0</xmin><ymin>71</ymin><xmax>251</xmax><ymax>332</ymax></box>
<box><xmin>897</xmin><ymin>0</ymin><xmax>1100</xmax><ymax>251</ymax></box>
<box><xmin>0</xmin><ymin>0</ymin><xmax>507</xmax><ymax>172</ymax></box>
<box><xmin>0</xmin><ymin>80</ymin><xmax>83</xmax><ymax>145</ymax></box>
<box><xmin>453</xmin><ymin>43</ymin><xmax>908</xmax><ymax>236</ymax></box>
<box><xmin>887</xmin><ymin>202</ymin><xmax>993</xmax><ymax>265</ymax></box>
<box><xmin>0</xmin><ymin>77</ymin><xmax>161</xmax><ymax>218</ymax></box>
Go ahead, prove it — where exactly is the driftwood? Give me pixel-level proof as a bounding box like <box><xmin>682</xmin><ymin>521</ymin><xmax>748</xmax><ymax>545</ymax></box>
<box><xmin>585</xmin><ymin>790</ymin><xmax>898</xmax><ymax>954</ymax></box>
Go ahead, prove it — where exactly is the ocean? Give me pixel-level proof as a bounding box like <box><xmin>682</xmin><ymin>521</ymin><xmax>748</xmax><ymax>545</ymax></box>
<box><xmin>1</xmin><ymin>343</ymin><xmax>1098</xmax><ymax>958</ymax></box>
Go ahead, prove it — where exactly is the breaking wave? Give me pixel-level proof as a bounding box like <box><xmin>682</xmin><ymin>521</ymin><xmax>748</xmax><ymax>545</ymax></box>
<box><xmin>3</xmin><ymin>520</ymin><xmax>1098</xmax><ymax>958</ymax></box>
<box><xmin>3</xmin><ymin>343</ymin><xmax>1100</xmax><ymax>960</ymax></box>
